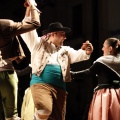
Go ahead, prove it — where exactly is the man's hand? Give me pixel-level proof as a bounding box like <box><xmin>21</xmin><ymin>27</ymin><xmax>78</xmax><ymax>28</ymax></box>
<box><xmin>81</xmin><ymin>40</ymin><xmax>93</xmax><ymax>55</ymax></box>
<box><xmin>24</xmin><ymin>0</ymin><xmax>37</xmax><ymax>7</ymax></box>
<box><xmin>0</xmin><ymin>51</ymin><xmax>7</xmax><ymax>67</ymax></box>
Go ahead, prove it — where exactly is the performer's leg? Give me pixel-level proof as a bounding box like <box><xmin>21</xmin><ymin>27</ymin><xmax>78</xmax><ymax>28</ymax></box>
<box><xmin>31</xmin><ymin>84</ymin><xmax>52</xmax><ymax>120</ymax></box>
<box><xmin>0</xmin><ymin>71</ymin><xmax>20</xmax><ymax>119</ymax></box>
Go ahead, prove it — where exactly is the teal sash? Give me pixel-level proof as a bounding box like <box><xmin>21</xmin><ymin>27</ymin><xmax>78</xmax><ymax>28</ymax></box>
<box><xmin>30</xmin><ymin>64</ymin><xmax>66</xmax><ymax>90</ymax></box>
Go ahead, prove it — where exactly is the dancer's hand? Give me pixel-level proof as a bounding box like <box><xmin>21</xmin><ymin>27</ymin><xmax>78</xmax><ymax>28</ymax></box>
<box><xmin>24</xmin><ymin>0</ymin><xmax>37</xmax><ymax>7</ymax></box>
<box><xmin>0</xmin><ymin>51</ymin><xmax>7</xmax><ymax>67</ymax></box>
<box><xmin>81</xmin><ymin>40</ymin><xmax>93</xmax><ymax>55</ymax></box>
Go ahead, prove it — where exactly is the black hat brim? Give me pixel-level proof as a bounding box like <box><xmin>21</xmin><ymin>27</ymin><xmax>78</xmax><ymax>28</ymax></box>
<box><xmin>42</xmin><ymin>27</ymin><xmax>71</xmax><ymax>35</ymax></box>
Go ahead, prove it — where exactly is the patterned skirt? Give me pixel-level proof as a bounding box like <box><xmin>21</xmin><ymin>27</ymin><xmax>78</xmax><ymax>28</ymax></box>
<box><xmin>88</xmin><ymin>88</ymin><xmax>120</xmax><ymax>120</ymax></box>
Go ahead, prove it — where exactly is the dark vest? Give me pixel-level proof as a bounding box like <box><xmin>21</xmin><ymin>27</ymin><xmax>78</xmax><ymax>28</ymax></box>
<box><xmin>0</xmin><ymin>36</ymin><xmax>25</xmax><ymax>63</ymax></box>
<box><xmin>0</xmin><ymin>19</ymin><xmax>25</xmax><ymax>63</ymax></box>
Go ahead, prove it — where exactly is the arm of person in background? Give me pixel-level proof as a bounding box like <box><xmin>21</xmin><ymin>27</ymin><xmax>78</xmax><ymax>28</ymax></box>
<box><xmin>0</xmin><ymin>0</ymin><xmax>41</xmax><ymax>38</ymax></box>
<box><xmin>16</xmin><ymin>65</ymin><xmax>32</xmax><ymax>76</ymax></box>
<box><xmin>0</xmin><ymin>0</ymin><xmax>41</xmax><ymax>48</ymax></box>
<box><xmin>20</xmin><ymin>0</ymin><xmax>41</xmax><ymax>52</ymax></box>
<box><xmin>13</xmin><ymin>0</ymin><xmax>41</xmax><ymax>35</ymax></box>
<box><xmin>24</xmin><ymin>0</ymin><xmax>40</xmax><ymax>26</ymax></box>
<box><xmin>70</xmin><ymin>62</ymin><xmax>101</xmax><ymax>81</ymax></box>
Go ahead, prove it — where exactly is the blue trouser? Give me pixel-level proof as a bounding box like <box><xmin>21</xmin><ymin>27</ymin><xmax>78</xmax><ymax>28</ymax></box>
<box><xmin>0</xmin><ymin>71</ymin><xmax>18</xmax><ymax>118</ymax></box>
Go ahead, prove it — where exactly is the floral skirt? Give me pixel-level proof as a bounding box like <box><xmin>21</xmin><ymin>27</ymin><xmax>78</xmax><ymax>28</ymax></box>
<box><xmin>88</xmin><ymin>88</ymin><xmax>120</xmax><ymax>120</ymax></box>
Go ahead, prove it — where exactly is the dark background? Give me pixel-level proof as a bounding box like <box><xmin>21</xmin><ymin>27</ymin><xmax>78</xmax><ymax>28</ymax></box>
<box><xmin>0</xmin><ymin>0</ymin><xmax>120</xmax><ymax>120</ymax></box>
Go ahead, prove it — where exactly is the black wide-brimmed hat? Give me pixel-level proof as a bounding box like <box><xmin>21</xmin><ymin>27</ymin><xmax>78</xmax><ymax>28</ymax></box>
<box><xmin>42</xmin><ymin>22</ymin><xmax>71</xmax><ymax>35</ymax></box>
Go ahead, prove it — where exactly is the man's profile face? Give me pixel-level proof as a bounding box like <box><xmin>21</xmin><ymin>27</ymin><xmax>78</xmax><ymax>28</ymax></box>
<box><xmin>51</xmin><ymin>31</ymin><xmax>66</xmax><ymax>47</ymax></box>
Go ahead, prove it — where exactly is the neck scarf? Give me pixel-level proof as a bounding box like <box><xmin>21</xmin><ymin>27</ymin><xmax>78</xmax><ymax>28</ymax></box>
<box><xmin>94</xmin><ymin>54</ymin><xmax>120</xmax><ymax>77</ymax></box>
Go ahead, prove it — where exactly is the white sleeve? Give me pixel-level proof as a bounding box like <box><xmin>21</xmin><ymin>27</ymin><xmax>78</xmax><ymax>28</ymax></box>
<box><xmin>21</xmin><ymin>29</ymin><xmax>40</xmax><ymax>52</ymax></box>
<box><xmin>65</xmin><ymin>46</ymin><xmax>90</xmax><ymax>64</ymax></box>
